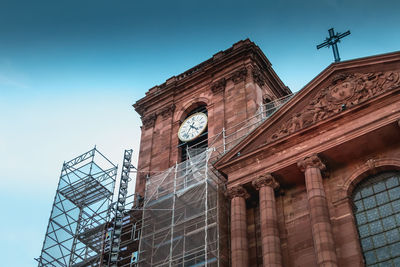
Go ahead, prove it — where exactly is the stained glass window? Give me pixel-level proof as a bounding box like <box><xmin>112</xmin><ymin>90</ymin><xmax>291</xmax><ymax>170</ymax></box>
<box><xmin>353</xmin><ymin>171</ymin><xmax>400</xmax><ymax>266</ymax></box>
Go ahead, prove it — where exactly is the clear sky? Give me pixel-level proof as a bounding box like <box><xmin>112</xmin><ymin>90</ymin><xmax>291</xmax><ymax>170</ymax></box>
<box><xmin>0</xmin><ymin>0</ymin><xmax>399</xmax><ymax>266</ymax></box>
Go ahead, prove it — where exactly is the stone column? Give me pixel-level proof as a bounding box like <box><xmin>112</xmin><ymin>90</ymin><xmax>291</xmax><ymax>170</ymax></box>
<box><xmin>252</xmin><ymin>174</ymin><xmax>282</xmax><ymax>267</ymax></box>
<box><xmin>227</xmin><ymin>185</ymin><xmax>250</xmax><ymax>267</ymax></box>
<box><xmin>297</xmin><ymin>155</ymin><xmax>338</xmax><ymax>267</ymax></box>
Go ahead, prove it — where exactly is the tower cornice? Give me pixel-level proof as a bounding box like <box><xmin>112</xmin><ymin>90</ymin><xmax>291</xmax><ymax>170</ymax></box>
<box><xmin>133</xmin><ymin>39</ymin><xmax>289</xmax><ymax>118</ymax></box>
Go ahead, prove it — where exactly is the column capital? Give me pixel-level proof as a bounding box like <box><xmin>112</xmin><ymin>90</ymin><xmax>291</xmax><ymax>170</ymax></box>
<box><xmin>297</xmin><ymin>154</ymin><xmax>326</xmax><ymax>172</ymax></box>
<box><xmin>226</xmin><ymin>185</ymin><xmax>250</xmax><ymax>200</ymax></box>
<box><xmin>252</xmin><ymin>173</ymin><xmax>279</xmax><ymax>191</ymax></box>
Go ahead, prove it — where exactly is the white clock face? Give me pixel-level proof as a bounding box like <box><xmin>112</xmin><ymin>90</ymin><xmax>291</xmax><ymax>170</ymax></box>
<box><xmin>178</xmin><ymin>112</ymin><xmax>208</xmax><ymax>142</ymax></box>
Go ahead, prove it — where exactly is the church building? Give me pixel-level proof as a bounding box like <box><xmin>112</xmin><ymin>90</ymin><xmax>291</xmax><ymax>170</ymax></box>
<box><xmin>132</xmin><ymin>39</ymin><xmax>400</xmax><ymax>267</ymax></box>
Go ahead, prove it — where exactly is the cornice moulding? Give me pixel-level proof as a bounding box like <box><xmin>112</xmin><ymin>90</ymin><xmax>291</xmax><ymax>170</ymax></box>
<box><xmin>133</xmin><ymin>40</ymin><xmax>288</xmax><ymax>115</ymax></box>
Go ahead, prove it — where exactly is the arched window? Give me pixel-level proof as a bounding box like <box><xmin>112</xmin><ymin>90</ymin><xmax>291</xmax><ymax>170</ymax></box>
<box><xmin>352</xmin><ymin>171</ymin><xmax>400</xmax><ymax>266</ymax></box>
<box><xmin>178</xmin><ymin>105</ymin><xmax>208</xmax><ymax>162</ymax></box>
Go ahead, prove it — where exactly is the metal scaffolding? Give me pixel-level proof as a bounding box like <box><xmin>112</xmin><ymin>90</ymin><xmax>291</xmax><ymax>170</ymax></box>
<box><xmin>101</xmin><ymin>150</ymin><xmax>143</xmax><ymax>267</ymax></box>
<box><xmin>37</xmin><ymin>93</ymin><xmax>293</xmax><ymax>266</ymax></box>
<box><xmin>37</xmin><ymin>148</ymin><xmax>117</xmax><ymax>267</ymax></box>
<box><xmin>124</xmin><ymin>94</ymin><xmax>294</xmax><ymax>267</ymax></box>
<box><xmin>137</xmin><ymin>149</ymin><xmax>229</xmax><ymax>267</ymax></box>
<box><xmin>102</xmin><ymin>193</ymin><xmax>143</xmax><ymax>267</ymax></box>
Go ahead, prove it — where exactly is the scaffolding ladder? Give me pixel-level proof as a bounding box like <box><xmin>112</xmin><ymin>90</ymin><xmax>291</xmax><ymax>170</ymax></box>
<box><xmin>108</xmin><ymin>149</ymin><xmax>135</xmax><ymax>267</ymax></box>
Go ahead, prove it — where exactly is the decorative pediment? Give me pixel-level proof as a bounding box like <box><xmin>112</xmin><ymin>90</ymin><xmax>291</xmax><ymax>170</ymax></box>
<box><xmin>214</xmin><ymin>52</ymin><xmax>400</xmax><ymax>169</ymax></box>
<box><xmin>269</xmin><ymin>71</ymin><xmax>400</xmax><ymax>142</ymax></box>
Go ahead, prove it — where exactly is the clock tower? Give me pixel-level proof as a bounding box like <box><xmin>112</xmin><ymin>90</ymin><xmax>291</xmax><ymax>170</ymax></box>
<box><xmin>133</xmin><ymin>39</ymin><xmax>290</xmax><ymax>197</ymax></box>
<box><xmin>131</xmin><ymin>40</ymin><xmax>400</xmax><ymax>267</ymax></box>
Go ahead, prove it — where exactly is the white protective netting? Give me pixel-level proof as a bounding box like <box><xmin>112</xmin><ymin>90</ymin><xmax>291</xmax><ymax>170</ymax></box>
<box><xmin>138</xmin><ymin>149</ymin><xmax>228</xmax><ymax>267</ymax></box>
<box><xmin>211</xmin><ymin>94</ymin><xmax>294</xmax><ymax>161</ymax></box>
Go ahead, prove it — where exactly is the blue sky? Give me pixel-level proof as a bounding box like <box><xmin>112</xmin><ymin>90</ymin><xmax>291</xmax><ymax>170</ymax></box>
<box><xmin>0</xmin><ymin>0</ymin><xmax>399</xmax><ymax>266</ymax></box>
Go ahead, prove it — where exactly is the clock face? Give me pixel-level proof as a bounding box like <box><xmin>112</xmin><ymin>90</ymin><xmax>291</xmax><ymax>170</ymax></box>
<box><xmin>178</xmin><ymin>112</ymin><xmax>208</xmax><ymax>142</ymax></box>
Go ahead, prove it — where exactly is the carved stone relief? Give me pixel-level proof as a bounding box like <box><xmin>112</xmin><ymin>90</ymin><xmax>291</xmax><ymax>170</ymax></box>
<box><xmin>226</xmin><ymin>185</ymin><xmax>250</xmax><ymax>199</ymax></box>
<box><xmin>252</xmin><ymin>67</ymin><xmax>266</xmax><ymax>87</ymax></box>
<box><xmin>230</xmin><ymin>67</ymin><xmax>248</xmax><ymax>84</ymax></box>
<box><xmin>160</xmin><ymin>104</ymin><xmax>176</xmax><ymax>120</ymax></box>
<box><xmin>297</xmin><ymin>154</ymin><xmax>326</xmax><ymax>172</ymax></box>
<box><xmin>142</xmin><ymin>113</ymin><xmax>157</xmax><ymax>129</ymax></box>
<box><xmin>252</xmin><ymin>173</ymin><xmax>279</xmax><ymax>190</ymax></box>
<box><xmin>211</xmin><ymin>78</ymin><xmax>226</xmax><ymax>94</ymax></box>
<box><xmin>269</xmin><ymin>71</ymin><xmax>400</xmax><ymax>142</ymax></box>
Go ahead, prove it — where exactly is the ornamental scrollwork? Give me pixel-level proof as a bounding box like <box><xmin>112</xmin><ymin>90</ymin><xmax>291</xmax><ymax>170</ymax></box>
<box><xmin>160</xmin><ymin>104</ymin><xmax>176</xmax><ymax>120</ymax></box>
<box><xmin>230</xmin><ymin>67</ymin><xmax>248</xmax><ymax>84</ymax></box>
<box><xmin>252</xmin><ymin>173</ymin><xmax>279</xmax><ymax>191</ymax></box>
<box><xmin>269</xmin><ymin>71</ymin><xmax>400</xmax><ymax>142</ymax></box>
<box><xmin>252</xmin><ymin>68</ymin><xmax>266</xmax><ymax>87</ymax></box>
<box><xmin>211</xmin><ymin>78</ymin><xmax>226</xmax><ymax>94</ymax></box>
<box><xmin>297</xmin><ymin>154</ymin><xmax>326</xmax><ymax>172</ymax></box>
<box><xmin>226</xmin><ymin>185</ymin><xmax>250</xmax><ymax>200</ymax></box>
<box><xmin>142</xmin><ymin>113</ymin><xmax>157</xmax><ymax>129</ymax></box>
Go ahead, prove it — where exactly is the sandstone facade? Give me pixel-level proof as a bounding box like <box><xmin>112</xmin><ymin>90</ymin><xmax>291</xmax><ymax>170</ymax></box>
<box><xmin>134</xmin><ymin>39</ymin><xmax>400</xmax><ymax>266</ymax></box>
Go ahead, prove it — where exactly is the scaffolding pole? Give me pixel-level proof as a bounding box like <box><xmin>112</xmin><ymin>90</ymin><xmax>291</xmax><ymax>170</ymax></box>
<box><xmin>37</xmin><ymin>147</ymin><xmax>117</xmax><ymax>267</ymax></box>
<box><xmin>137</xmin><ymin>149</ymin><xmax>228</xmax><ymax>267</ymax></box>
<box><xmin>85</xmin><ymin>92</ymin><xmax>293</xmax><ymax>267</ymax></box>
<box><xmin>168</xmin><ymin>163</ymin><xmax>178</xmax><ymax>267</ymax></box>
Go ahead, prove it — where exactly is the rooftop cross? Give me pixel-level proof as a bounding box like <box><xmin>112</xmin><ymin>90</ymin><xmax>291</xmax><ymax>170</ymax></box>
<box><xmin>317</xmin><ymin>28</ymin><xmax>351</xmax><ymax>62</ymax></box>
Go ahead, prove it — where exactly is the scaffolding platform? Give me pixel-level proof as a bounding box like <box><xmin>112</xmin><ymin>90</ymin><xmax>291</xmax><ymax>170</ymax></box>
<box><xmin>70</xmin><ymin>255</ymin><xmax>99</xmax><ymax>267</ymax></box>
<box><xmin>37</xmin><ymin>148</ymin><xmax>117</xmax><ymax>267</ymax></box>
<box><xmin>138</xmin><ymin>150</ymin><xmax>229</xmax><ymax>267</ymax></box>
<box><xmin>59</xmin><ymin>172</ymin><xmax>114</xmax><ymax>208</ymax></box>
<box><xmin>109</xmin><ymin>94</ymin><xmax>293</xmax><ymax>267</ymax></box>
<box><xmin>36</xmin><ymin>93</ymin><xmax>294</xmax><ymax>267</ymax></box>
<box><xmin>77</xmin><ymin>224</ymin><xmax>106</xmax><ymax>254</ymax></box>
<box><xmin>134</xmin><ymin>96</ymin><xmax>294</xmax><ymax>266</ymax></box>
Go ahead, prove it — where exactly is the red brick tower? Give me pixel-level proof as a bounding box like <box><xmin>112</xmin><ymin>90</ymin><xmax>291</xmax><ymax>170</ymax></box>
<box><xmin>133</xmin><ymin>39</ymin><xmax>290</xmax><ymax>197</ymax></box>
